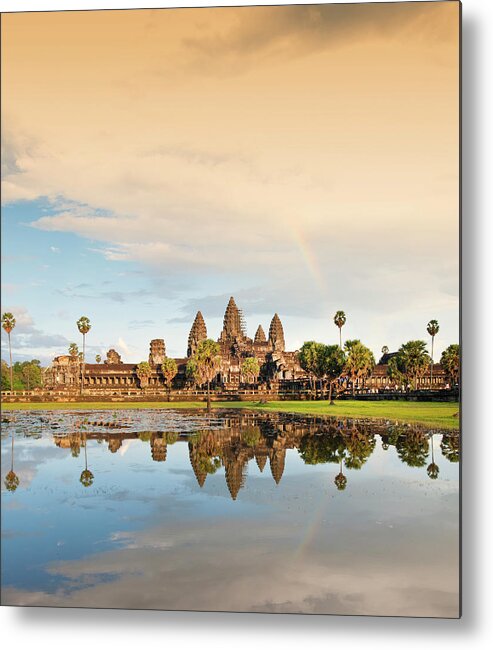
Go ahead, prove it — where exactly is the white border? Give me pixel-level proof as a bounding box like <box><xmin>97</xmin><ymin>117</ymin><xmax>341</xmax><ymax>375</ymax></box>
<box><xmin>2</xmin><ymin>0</ymin><xmax>492</xmax><ymax>647</ymax></box>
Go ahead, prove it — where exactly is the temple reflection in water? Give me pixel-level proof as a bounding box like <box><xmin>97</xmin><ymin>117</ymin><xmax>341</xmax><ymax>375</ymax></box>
<box><xmin>46</xmin><ymin>411</ymin><xmax>460</xmax><ymax>501</ymax></box>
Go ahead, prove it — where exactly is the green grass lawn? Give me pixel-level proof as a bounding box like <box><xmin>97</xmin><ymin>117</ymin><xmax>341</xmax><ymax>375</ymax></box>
<box><xmin>1</xmin><ymin>399</ymin><xmax>459</xmax><ymax>430</ymax></box>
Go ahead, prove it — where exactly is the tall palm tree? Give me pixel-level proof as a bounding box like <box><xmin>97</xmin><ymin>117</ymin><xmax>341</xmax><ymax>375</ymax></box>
<box><xmin>76</xmin><ymin>316</ymin><xmax>91</xmax><ymax>395</ymax></box>
<box><xmin>318</xmin><ymin>344</ymin><xmax>345</xmax><ymax>404</ymax></box>
<box><xmin>426</xmin><ymin>320</ymin><xmax>439</xmax><ymax>388</ymax></box>
<box><xmin>136</xmin><ymin>361</ymin><xmax>152</xmax><ymax>390</ymax></box>
<box><xmin>161</xmin><ymin>357</ymin><xmax>178</xmax><ymax>401</ymax></box>
<box><xmin>1</xmin><ymin>312</ymin><xmax>16</xmax><ymax>391</ymax></box>
<box><xmin>188</xmin><ymin>339</ymin><xmax>222</xmax><ymax>413</ymax></box>
<box><xmin>298</xmin><ymin>341</ymin><xmax>321</xmax><ymax>398</ymax></box>
<box><xmin>241</xmin><ymin>356</ymin><xmax>260</xmax><ymax>388</ymax></box>
<box><xmin>333</xmin><ymin>311</ymin><xmax>346</xmax><ymax>349</ymax></box>
<box><xmin>343</xmin><ymin>339</ymin><xmax>375</xmax><ymax>395</ymax></box>
<box><xmin>440</xmin><ymin>344</ymin><xmax>460</xmax><ymax>386</ymax></box>
<box><xmin>395</xmin><ymin>340</ymin><xmax>431</xmax><ymax>391</ymax></box>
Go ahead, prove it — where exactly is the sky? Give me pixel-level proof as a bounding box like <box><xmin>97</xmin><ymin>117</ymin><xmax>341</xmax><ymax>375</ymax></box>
<box><xmin>1</xmin><ymin>1</ymin><xmax>460</xmax><ymax>365</ymax></box>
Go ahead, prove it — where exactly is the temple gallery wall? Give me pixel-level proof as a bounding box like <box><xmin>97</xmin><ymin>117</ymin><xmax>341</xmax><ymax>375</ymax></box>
<box><xmin>38</xmin><ymin>297</ymin><xmax>449</xmax><ymax>399</ymax></box>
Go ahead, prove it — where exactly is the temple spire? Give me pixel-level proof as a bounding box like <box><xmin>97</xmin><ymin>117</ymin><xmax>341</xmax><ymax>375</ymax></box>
<box><xmin>220</xmin><ymin>296</ymin><xmax>245</xmax><ymax>341</ymax></box>
<box><xmin>254</xmin><ymin>324</ymin><xmax>266</xmax><ymax>343</ymax></box>
<box><xmin>268</xmin><ymin>313</ymin><xmax>285</xmax><ymax>352</ymax></box>
<box><xmin>187</xmin><ymin>311</ymin><xmax>207</xmax><ymax>357</ymax></box>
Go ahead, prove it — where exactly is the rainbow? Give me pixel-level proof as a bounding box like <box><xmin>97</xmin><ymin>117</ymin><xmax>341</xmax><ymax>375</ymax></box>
<box><xmin>289</xmin><ymin>223</ymin><xmax>330</xmax><ymax>303</ymax></box>
<box><xmin>292</xmin><ymin>487</ymin><xmax>332</xmax><ymax>560</ymax></box>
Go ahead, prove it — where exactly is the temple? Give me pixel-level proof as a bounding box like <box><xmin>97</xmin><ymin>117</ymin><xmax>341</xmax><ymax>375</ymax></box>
<box><xmin>42</xmin><ymin>296</ymin><xmax>449</xmax><ymax>397</ymax></box>
<box><xmin>44</xmin><ymin>296</ymin><xmax>308</xmax><ymax>393</ymax></box>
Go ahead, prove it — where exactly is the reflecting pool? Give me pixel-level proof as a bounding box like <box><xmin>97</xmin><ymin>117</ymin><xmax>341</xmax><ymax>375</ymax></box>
<box><xmin>1</xmin><ymin>409</ymin><xmax>460</xmax><ymax>617</ymax></box>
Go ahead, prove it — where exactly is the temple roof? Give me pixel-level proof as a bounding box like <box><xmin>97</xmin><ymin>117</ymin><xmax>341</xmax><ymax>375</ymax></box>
<box><xmin>187</xmin><ymin>311</ymin><xmax>207</xmax><ymax>357</ymax></box>
<box><xmin>268</xmin><ymin>313</ymin><xmax>285</xmax><ymax>351</ymax></box>
<box><xmin>221</xmin><ymin>296</ymin><xmax>245</xmax><ymax>340</ymax></box>
<box><xmin>254</xmin><ymin>324</ymin><xmax>266</xmax><ymax>343</ymax></box>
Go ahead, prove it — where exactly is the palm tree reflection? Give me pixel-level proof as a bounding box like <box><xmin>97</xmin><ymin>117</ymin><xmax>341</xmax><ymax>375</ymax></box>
<box><xmin>396</xmin><ymin>430</ymin><xmax>429</xmax><ymax>468</ymax></box>
<box><xmin>79</xmin><ymin>432</ymin><xmax>94</xmax><ymax>488</ymax></box>
<box><xmin>334</xmin><ymin>458</ymin><xmax>347</xmax><ymax>491</ymax></box>
<box><xmin>427</xmin><ymin>433</ymin><xmax>440</xmax><ymax>480</ymax></box>
<box><xmin>440</xmin><ymin>433</ymin><xmax>460</xmax><ymax>463</ymax></box>
<box><xmin>4</xmin><ymin>428</ymin><xmax>20</xmax><ymax>492</ymax></box>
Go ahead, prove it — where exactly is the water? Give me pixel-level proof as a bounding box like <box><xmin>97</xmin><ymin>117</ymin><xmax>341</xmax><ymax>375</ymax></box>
<box><xmin>1</xmin><ymin>409</ymin><xmax>460</xmax><ymax>617</ymax></box>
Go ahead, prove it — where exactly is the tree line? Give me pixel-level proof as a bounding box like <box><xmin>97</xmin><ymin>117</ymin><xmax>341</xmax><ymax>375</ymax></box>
<box><xmin>1</xmin><ymin>359</ymin><xmax>43</xmax><ymax>391</ymax></box>
<box><xmin>297</xmin><ymin>312</ymin><xmax>459</xmax><ymax>399</ymax></box>
<box><xmin>2</xmin><ymin>310</ymin><xmax>459</xmax><ymax>399</ymax></box>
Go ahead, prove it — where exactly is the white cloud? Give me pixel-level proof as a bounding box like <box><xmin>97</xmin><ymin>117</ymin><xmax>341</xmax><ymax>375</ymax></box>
<box><xmin>0</xmin><ymin>305</ymin><xmax>71</xmax><ymax>362</ymax></box>
<box><xmin>116</xmin><ymin>337</ymin><xmax>131</xmax><ymax>358</ymax></box>
<box><xmin>1</xmin><ymin>4</ymin><xmax>459</xmax><ymax>356</ymax></box>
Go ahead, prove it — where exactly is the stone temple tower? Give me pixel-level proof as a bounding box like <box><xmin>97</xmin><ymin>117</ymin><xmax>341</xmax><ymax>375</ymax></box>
<box><xmin>220</xmin><ymin>297</ymin><xmax>246</xmax><ymax>342</ymax></box>
<box><xmin>149</xmin><ymin>339</ymin><xmax>166</xmax><ymax>366</ymax></box>
<box><xmin>187</xmin><ymin>311</ymin><xmax>207</xmax><ymax>357</ymax></box>
<box><xmin>268</xmin><ymin>314</ymin><xmax>285</xmax><ymax>352</ymax></box>
<box><xmin>254</xmin><ymin>325</ymin><xmax>266</xmax><ymax>343</ymax></box>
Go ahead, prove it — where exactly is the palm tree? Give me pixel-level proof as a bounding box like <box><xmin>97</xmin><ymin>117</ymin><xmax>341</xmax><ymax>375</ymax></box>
<box><xmin>318</xmin><ymin>344</ymin><xmax>345</xmax><ymax>404</ymax></box>
<box><xmin>188</xmin><ymin>339</ymin><xmax>222</xmax><ymax>413</ymax></box>
<box><xmin>343</xmin><ymin>340</ymin><xmax>375</xmax><ymax>395</ymax></box>
<box><xmin>68</xmin><ymin>342</ymin><xmax>79</xmax><ymax>358</ymax></box>
<box><xmin>136</xmin><ymin>361</ymin><xmax>152</xmax><ymax>390</ymax></box>
<box><xmin>387</xmin><ymin>356</ymin><xmax>405</xmax><ymax>389</ymax></box>
<box><xmin>427</xmin><ymin>320</ymin><xmax>439</xmax><ymax>388</ymax></box>
<box><xmin>298</xmin><ymin>341</ymin><xmax>321</xmax><ymax>398</ymax></box>
<box><xmin>395</xmin><ymin>340</ymin><xmax>431</xmax><ymax>391</ymax></box>
<box><xmin>440</xmin><ymin>344</ymin><xmax>460</xmax><ymax>386</ymax></box>
<box><xmin>241</xmin><ymin>356</ymin><xmax>260</xmax><ymax>388</ymax></box>
<box><xmin>76</xmin><ymin>316</ymin><xmax>91</xmax><ymax>395</ymax></box>
<box><xmin>2</xmin><ymin>312</ymin><xmax>16</xmax><ymax>391</ymax></box>
<box><xmin>95</xmin><ymin>354</ymin><xmax>102</xmax><ymax>364</ymax></box>
<box><xmin>161</xmin><ymin>357</ymin><xmax>178</xmax><ymax>401</ymax></box>
<box><xmin>333</xmin><ymin>311</ymin><xmax>346</xmax><ymax>349</ymax></box>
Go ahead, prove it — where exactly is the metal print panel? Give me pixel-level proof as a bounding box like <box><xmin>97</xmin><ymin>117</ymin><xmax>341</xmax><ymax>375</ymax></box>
<box><xmin>1</xmin><ymin>1</ymin><xmax>460</xmax><ymax>618</ymax></box>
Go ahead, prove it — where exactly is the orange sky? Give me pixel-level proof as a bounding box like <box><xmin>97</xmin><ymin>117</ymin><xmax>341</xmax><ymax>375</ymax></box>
<box><xmin>1</xmin><ymin>2</ymin><xmax>460</xmax><ymax>360</ymax></box>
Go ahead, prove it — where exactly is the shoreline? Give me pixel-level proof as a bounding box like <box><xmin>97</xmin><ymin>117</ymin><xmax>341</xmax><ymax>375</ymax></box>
<box><xmin>1</xmin><ymin>399</ymin><xmax>460</xmax><ymax>430</ymax></box>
